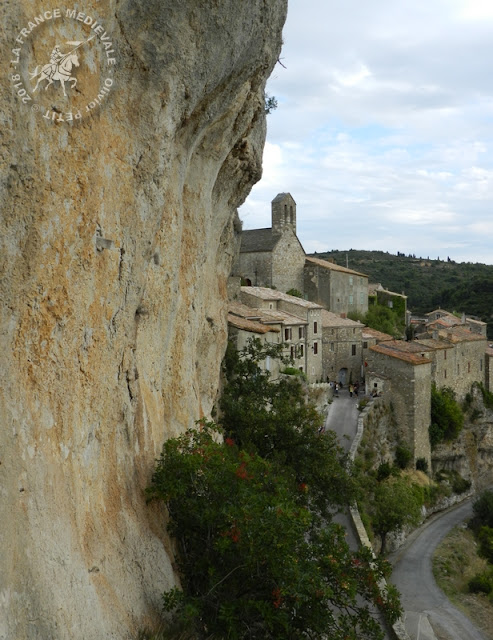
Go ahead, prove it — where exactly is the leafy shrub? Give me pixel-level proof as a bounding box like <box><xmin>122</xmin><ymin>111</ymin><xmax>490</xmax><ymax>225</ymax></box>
<box><xmin>472</xmin><ymin>490</ymin><xmax>493</xmax><ymax>530</ymax></box>
<box><xmin>474</xmin><ymin>381</ymin><xmax>493</xmax><ymax>410</ymax></box>
<box><xmin>415</xmin><ymin>457</ymin><xmax>429</xmax><ymax>473</ymax></box>
<box><xmin>281</xmin><ymin>366</ymin><xmax>304</xmax><ymax>377</ymax></box>
<box><xmin>478</xmin><ymin>526</ymin><xmax>493</xmax><ymax>564</ymax></box>
<box><xmin>376</xmin><ymin>462</ymin><xmax>393</xmax><ymax>482</ymax></box>
<box><xmin>468</xmin><ymin>570</ymin><xmax>493</xmax><ymax>595</ymax></box>
<box><xmin>395</xmin><ymin>445</ymin><xmax>412</xmax><ymax>470</ymax></box>
<box><xmin>286</xmin><ymin>288</ymin><xmax>303</xmax><ymax>298</ymax></box>
<box><xmin>435</xmin><ymin>469</ymin><xmax>471</xmax><ymax>495</ymax></box>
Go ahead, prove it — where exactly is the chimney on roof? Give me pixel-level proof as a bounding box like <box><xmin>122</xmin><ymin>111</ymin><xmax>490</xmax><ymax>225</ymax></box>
<box><xmin>340</xmin><ymin>313</ymin><xmax>346</xmax><ymax>319</ymax></box>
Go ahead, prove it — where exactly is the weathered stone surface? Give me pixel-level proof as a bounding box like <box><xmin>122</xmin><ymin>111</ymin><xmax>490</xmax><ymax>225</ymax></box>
<box><xmin>0</xmin><ymin>2</ymin><xmax>287</xmax><ymax>638</ymax></box>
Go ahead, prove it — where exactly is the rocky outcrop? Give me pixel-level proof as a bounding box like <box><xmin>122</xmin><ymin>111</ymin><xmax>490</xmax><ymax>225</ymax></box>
<box><xmin>0</xmin><ymin>2</ymin><xmax>287</xmax><ymax>638</ymax></box>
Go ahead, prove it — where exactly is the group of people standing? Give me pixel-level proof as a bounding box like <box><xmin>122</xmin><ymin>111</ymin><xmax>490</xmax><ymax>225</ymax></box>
<box><xmin>330</xmin><ymin>380</ymin><xmax>360</xmax><ymax>398</ymax></box>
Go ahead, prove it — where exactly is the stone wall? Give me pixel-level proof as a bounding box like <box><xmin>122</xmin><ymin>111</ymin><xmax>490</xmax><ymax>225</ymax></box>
<box><xmin>0</xmin><ymin>2</ymin><xmax>287</xmax><ymax>638</ymax></box>
<box><xmin>238</xmin><ymin>250</ymin><xmax>273</xmax><ymax>287</ymax></box>
<box><xmin>322</xmin><ymin>325</ymin><xmax>363</xmax><ymax>384</ymax></box>
<box><xmin>367</xmin><ymin>352</ymin><xmax>432</xmax><ymax>464</ymax></box>
<box><xmin>271</xmin><ymin>230</ymin><xmax>305</xmax><ymax>293</ymax></box>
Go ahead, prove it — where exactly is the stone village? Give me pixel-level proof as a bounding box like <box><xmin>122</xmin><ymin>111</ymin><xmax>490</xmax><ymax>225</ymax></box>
<box><xmin>227</xmin><ymin>193</ymin><xmax>493</xmax><ymax>468</ymax></box>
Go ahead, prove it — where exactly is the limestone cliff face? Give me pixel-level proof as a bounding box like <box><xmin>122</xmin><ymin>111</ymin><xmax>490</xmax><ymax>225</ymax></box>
<box><xmin>0</xmin><ymin>2</ymin><xmax>287</xmax><ymax>638</ymax></box>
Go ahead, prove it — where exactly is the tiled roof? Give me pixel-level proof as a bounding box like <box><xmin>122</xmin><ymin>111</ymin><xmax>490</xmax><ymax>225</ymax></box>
<box><xmin>361</xmin><ymin>327</ymin><xmax>394</xmax><ymax>342</ymax></box>
<box><xmin>227</xmin><ymin>314</ymin><xmax>276</xmax><ymax>334</ymax></box>
<box><xmin>239</xmin><ymin>228</ymin><xmax>278</xmax><ymax>253</ymax></box>
<box><xmin>253</xmin><ymin>309</ymin><xmax>307</xmax><ymax>325</ymax></box>
<box><xmin>321</xmin><ymin>309</ymin><xmax>364</xmax><ymax>328</ymax></box>
<box><xmin>370</xmin><ymin>342</ymin><xmax>432</xmax><ymax>365</ymax></box>
<box><xmin>241</xmin><ymin>286</ymin><xmax>323</xmax><ymax>309</ymax></box>
<box><xmin>305</xmin><ymin>255</ymin><xmax>367</xmax><ymax>277</ymax></box>
<box><xmin>414</xmin><ymin>338</ymin><xmax>452</xmax><ymax>351</ymax></box>
<box><xmin>229</xmin><ymin>301</ymin><xmax>263</xmax><ymax>320</ymax></box>
<box><xmin>229</xmin><ymin>301</ymin><xmax>305</xmax><ymax>327</ymax></box>
<box><xmin>438</xmin><ymin>326</ymin><xmax>487</xmax><ymax>343</ymax></box>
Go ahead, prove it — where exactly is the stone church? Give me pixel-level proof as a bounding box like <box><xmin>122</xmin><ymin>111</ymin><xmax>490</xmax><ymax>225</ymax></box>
<box><xmin>234</xmin><ymin>192</ymin><xmax>369</xmax><ymax>316</ymax></box>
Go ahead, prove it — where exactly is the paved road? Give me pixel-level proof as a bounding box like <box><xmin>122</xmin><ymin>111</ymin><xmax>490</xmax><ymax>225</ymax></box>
<box><xmin>389</xmin><ymin>498</ymin><xmax>487</xmax><ymax>640</ymax></box>
<box><xmin>324</xmin><ymin>387</ymin><xmax>360</xmax><ymax>452</ymax></box>
<box><xmin>325</xmin><ymin>390</ymin><xmax>487</xmax><ymax>640</ymax></box>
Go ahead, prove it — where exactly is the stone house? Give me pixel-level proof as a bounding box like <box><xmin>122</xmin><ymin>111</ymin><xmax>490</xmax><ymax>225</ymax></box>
<box><xmin>239</xmin><ymin>286</ymin><xmax>323</xmax><ymax>382</ymax></box>
<box><xmin>227</xmin><ymin>304</ymin><xmax>282</xmax><ymax>378</ymax></box>
<box><xmin>366</xmin><ymin>341</ymin><xmax>432</xmax><ymax>465</ymax></box>
<box><xmin>418</xmin><ymin>309</ymin><xmax>488</xmax><ymax>338</ymax></box>
<box><xmin>320</xmin><ymin>310</ymin><xmax>364</xmax><ymax>385</ymax></box>
<box><xmin>425</xmin><ymin>327</ymin><xmax>487</xmax><ymax>400</ymax></box>
<box><xmin>362</xmin><ymin>327</ymin><xmax>393</xmax><ymax>360</ymax></box>
<box><xmin>304</xmin><ymin>256</ymin><xmax>368</xmax><ymax>316</ymax></box>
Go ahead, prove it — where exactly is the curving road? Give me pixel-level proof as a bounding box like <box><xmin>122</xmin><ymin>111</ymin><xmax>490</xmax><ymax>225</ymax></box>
<box><xmin>325</xmin><ymin>389</ymin><xmax>487</xmax><ymax>640</ymax></box>
<box><xmin>389</xmin><ymin>498</ymin><xmax>487</xmax><ymax>640</ymax></box>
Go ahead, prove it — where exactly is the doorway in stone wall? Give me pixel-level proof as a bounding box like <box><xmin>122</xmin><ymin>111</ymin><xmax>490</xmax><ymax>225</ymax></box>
<box><xmin>338</xmin><ymin>368</ymin><xmax>348</xmax><ymax>386</ymax></box>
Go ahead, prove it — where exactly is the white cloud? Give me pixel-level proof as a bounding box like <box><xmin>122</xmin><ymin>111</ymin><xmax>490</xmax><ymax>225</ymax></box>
<box><xmin>239</xmin><ymin>0</ymin><xmax>493</xmax><ymax>264</ymax></box>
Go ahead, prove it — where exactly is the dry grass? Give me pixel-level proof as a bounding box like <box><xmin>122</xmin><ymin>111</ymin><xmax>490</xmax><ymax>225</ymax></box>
<box><xmin>432</xmin><ymin>524</ymin><xmax>493</xmax><ymax>639</ymax></box>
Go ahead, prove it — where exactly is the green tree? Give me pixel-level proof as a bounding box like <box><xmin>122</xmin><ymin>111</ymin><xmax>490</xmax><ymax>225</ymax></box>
<box><xmin>472</xmin><ymin>490</ymin><xmax>493</xmax><ymax>530</ymax></box>
<box><xmin>429</xmin><ymin>384</ymin><xmax>464</xmax><ymax>447</ymax></box>
<box><xmin>149</xmin><ymin>424</ymin><xmax>401</xmax><ymax>639</ymax></box>
<box><xmin>220</xmin><ymin>338</ymin><xmax>355</xmax><ymax>518</ymax></box>
<box><xmin>370</xmin><ymin>477</ymin><xmax>422</xmax><ymax>555</ymax></box>
<box><xmin>148</xmin><ymin>338</ymin><xmax>402</xmax><ymax>638</ymax></box>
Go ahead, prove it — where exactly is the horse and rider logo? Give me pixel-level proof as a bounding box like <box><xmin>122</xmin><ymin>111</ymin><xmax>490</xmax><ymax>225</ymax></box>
<box><xmin>30</xmin><ymin>36</ymin><xmax>94</xmax><ymax>97</ymax></box>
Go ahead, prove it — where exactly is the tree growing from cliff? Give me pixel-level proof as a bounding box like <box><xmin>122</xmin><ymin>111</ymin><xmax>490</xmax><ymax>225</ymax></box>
<box><xmin>429</xmin><ymin>384</ymin><xmax>464</xmax><ymax>447</ymax></box>
<box><xmin>148</xmin><ymin>339</ymin><xmax>402</xmax><ymax>639</ymax></box>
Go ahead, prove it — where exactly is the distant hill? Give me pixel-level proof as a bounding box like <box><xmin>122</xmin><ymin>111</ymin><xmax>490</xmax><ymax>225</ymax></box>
<box><xmin>311</xmin><ymin>250</ymin><xmax>493</xmax><ymax>339</ymax></box>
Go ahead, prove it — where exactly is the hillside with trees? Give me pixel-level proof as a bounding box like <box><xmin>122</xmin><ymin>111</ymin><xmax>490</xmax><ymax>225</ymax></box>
<box><xmin>311</xmin><ymin>250</ymin><xmax>493</xmax><ymax>339</ymax></box>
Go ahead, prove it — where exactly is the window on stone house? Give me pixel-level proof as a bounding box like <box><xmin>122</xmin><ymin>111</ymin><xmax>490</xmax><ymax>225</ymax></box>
<box><xmin>299</xmin><ymin>366</ymin><xmax>303</xmax><ymax>372</ymax></box>
<box><xmin>349</xmin><ymin>294</ymin><xmax>354</xmax><ymax>304</ymax></box>
<box><xmin>351</xmin><ymin>344</ymin><xmax>356</xmax><ymax>356</ymax></box>
<box><xmin>468</xmin><ymin>362</ymin><xmax>471</xmax><ymax>373</ymax></box>
<box><xmin>314</xmin><ymin>321</ymin><xmax>318</xmax><ymax>334</ymax></box>
<box><xmin>360</xmin><ymin>293</ymin><xmax>364</xmax><ymax>304</ymax></box>
<box><xmin>299</xmin><ymin>326</ymin><xmax>304</xmax><ymax>339</ymax></box>
<box><xmin>363</xmin><ymin>342</ymin><xmax>368</xmax><ymax>349</ymax></box>
<box><xmin>444</xmin><ymin>350</ymin><xmax>447</xmax><ymax>360</ymax></box>
<box><xmin>457</xmin><ymin>364</ymin><xmax>460</xmax><ymax>374</ymax></box>
<box><xmin>388</xmin><ymin>300</ymin><xmax>393</xmax><ymax>308</ymax></box>
<box><xmin>284</xmin><ymin>328</ymin><xmax>292</xmax><ymax>341</ymax></box>
<box><xmin>299</xmin><ymin>344</ymin><xmax>304</xmax><ymax>357</ymax></box>
<box><xmin>444</xmin><ymin>369</ymin><xmax>447</xmax><ymax>379</ymax></box>
<box><xmin>330</xmin><ymin>342</ymin><xmax>334</xmax><ymax>352</ymax></box>
<box><xmin>313</xmin><ymin>342</ymin><xmax>318</xmax><ymax>355</ymax></box>
<box><xmin>290</xmin><ymin>346</ymin><xmax>294</xmax><ymax>360</ymax></box>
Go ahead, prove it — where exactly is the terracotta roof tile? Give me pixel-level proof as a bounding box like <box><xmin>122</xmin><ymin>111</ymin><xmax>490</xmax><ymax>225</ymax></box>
<box><xmin>305</xmin><ymin>255</ymin><xmax>368</xmax><ymax>277</ymax></box>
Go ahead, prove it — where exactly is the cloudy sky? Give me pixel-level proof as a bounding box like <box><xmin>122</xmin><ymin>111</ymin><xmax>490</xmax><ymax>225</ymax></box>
<box><xmin>239</xmin><ymin>0</ymin><xmax>493</xmax><ymax>264</ymax></box>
